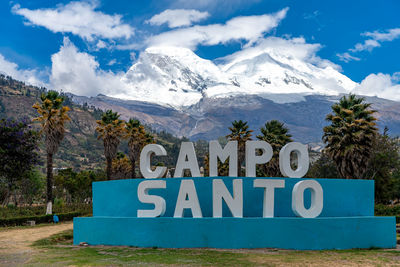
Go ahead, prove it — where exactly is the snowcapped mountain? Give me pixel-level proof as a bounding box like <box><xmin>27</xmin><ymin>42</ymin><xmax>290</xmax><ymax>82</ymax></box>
<box><xmin>70</xmin><ymin>45</ymin><xmax>400</xmax><ymax>143</ymax></box>
<box><xmin>117</xmin><ymin>45</ymin><xmax>357</xmax><ymax>109</ymax></box>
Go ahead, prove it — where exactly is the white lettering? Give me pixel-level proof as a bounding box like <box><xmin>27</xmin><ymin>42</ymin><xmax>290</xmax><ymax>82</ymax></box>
<box><xmin>137</xmin><ymin>180</ymin><xmax>166</xmax><ymax>217</ymax></box>
<box><xmin>213</xmin><ymin>179</ymin><xmax>243</xmax><ymax>218</ymax></box>
<box><xmin>292</xmin><ymin>180</ymin><xmax>323</xmax><ymax>218</ymax></box>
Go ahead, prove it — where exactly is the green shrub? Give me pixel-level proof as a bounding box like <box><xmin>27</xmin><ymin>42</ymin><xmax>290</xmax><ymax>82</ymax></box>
<box><xmin>0</xmin><ymin>211</ymin><xmax>90</xmax><ymax>227</ymax></box>
<box><xmin>374</xmin><ymin>204</ymin><xmax>400</xmax><ymax>223</ymax></box>
<box><xmin>375</xmin><ymin>204</ymin><xmax>400</xmax><ymax>216</ymax></box>
<box><xmin>0</xmin><ymin>203</ymin><xmax>92</xmax><ymax>219</ymax></box>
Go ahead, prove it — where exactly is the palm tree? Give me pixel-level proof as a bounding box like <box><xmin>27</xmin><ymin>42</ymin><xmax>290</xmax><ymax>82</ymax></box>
<box><xmin>96</xmin><ymin>110</ymin><xmax>126</xmax><ymax>180</ymax></box>
<box><xmin>111</xmin><ymin>152</ymin><xmax>132</xmax><ymax>179</ymax></box>
<box><xmin>226</xmin><ymin>120</ymin><xmax>253</xmax><ymax>176</ymax></box>
<box><xmin>33</xmin><ymin>91</ymin><xmax>70</xmax><ymax>214</ymax></box>
<box><xmin>257</xmin><ymin>120</ymin><xmax>293</xmax><ymax>177</ymax></box>
<box><xmin>322</xmin><ymin>94</ymin><xmax>378</xmax><ymax>179</ymax></box>
<box><xmin>125</xmin><ymin>119</ymin><xmax>152</xmax><ymax>178</ymax></box>
<box><xmin>203</xmin><ymin>153</ymin><xmax>229</xmax><ymax>177</ymax></box>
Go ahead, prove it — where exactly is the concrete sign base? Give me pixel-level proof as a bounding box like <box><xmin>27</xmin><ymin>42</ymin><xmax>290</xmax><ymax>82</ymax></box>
<box><xmin>73</xmin><ymin>177</ymin><xmax>397</xmax><ymax>250</ymax></box>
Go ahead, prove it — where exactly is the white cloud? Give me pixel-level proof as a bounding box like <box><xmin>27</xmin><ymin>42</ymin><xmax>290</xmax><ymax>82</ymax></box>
<box><xmin>96</xmin><ymin>40</ymin><xmax>107</xmax><ymax>49</ymax></box>
<box><xmin>0</xmin><ymin>54</ymin><xmax>46</xmax><ymax>87</ymax></box>
<box><xmin>338</xmin><ymin>28</ymin><xmax>400</xmax><ymax>62</ymax></box>
<box><xmin>12</xmin><ymin>1</ymin><xmax>134</xmax><ymax>41</ymax></box>
<box><xmin>350</xmin><ymin>39</ymin><xmax>381</xmax><ymax>52</ymax></box>
<box><xmin>353</xmin><ymin>72</ymin><xmax>400</xmax><ymax>101</ymax></box>
<box><xmin>363</xmin><ymin>28</ymin><xmax>400</xmax><ymax>42</ymax></box>
<box><xmin>146</xmin><ymin>8</ymin><xmax>288</xmax><ymax>49</ymax></box>
<box><xmin>392</xmin><ymin>72</ymin><xmax>400</xmax><ymax>82</ymax></box>
<box><xmin>50</xmin><ymin>37</ymin><xmax>127</xmax><ymax>96</ymax></box>
<box><xmin>146</xmin><ymin>9</ymin><xmax>210</xmax><ymax>28</ymax></box>
<box><xmin>351</xmin><ymin>28</ymin><xmax>400</xmax><ymax>52</ymax></box>
<box><xmin>129</xmin><ymin>52</ymin><xmax>136</xmax><ymax>61</ymax></box>
<box><xmin>336</xmin><ymin>52</ymin><xmax>360</xmax><ymax>63</ymax></box>
<box><xmin>107</xmin><ymin>59</ymin><xmax>117</xmax><ymax>66</ymax></box>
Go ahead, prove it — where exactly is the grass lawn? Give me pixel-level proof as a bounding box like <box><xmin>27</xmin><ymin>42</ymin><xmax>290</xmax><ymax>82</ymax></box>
<box><xmin>28</xmin><ymin>229</ymin><xmax>400</xmax><ymax>266</ymax></box>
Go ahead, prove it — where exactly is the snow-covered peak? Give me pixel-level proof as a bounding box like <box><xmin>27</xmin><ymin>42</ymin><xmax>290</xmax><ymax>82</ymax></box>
<box><xmin>119</xmin><ymin>45</ymin><xmax>358</xmax><ymax>109</ymax></box>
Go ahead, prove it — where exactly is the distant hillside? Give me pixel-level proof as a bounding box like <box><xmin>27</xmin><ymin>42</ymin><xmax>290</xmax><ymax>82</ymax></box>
<box><xmin>0</xmin><ymin>75</ymin><xmax>198</xmax><ymax>171</ymax></box>
<box><xmin>0</xmin><ymin>74</ymin><xmax>106</xmax><ymax>171</ymax></box>
<box><xmin>71</xmin><ymin>92</ymin><xmax>400</xmax><ymax>144</ymax></box>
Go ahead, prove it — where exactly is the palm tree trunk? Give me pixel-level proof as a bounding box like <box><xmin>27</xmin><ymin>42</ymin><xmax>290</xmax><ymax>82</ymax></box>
<box><xmin>238</xmin><ymin>144</ymin><xmax>244</xmax><ymax>177</ymax></box>
<box><xmin>131</xmin><ymin>159</ymin><xmax>136</xmax><ymax>178</ymax></box>
<box><xmin>106</xmin><ymin>157</ymin><xmax>112</xmax><ymax>180</ymax></box>
<box><xmin>46</xmin><ymin>153</ymin><xmax>53</xmax><ymax>214</ymax></box>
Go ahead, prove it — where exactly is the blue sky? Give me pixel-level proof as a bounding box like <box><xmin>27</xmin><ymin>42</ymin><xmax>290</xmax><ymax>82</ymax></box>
<box><xmin>0</xmin><ymin>0</ymin><xmax>399</xmax><ymax>98</ymax></box>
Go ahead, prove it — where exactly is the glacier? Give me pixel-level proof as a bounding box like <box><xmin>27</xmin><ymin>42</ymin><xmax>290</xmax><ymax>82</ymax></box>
<box><xmin>112</xmin><ymin>45</ymin><xmax>358</xmax><ymax>109</ymax></box>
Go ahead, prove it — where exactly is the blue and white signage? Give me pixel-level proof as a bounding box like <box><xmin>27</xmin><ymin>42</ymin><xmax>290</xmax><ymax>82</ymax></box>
<box><xmin>74</xmin><ymin>141</ymin><xmax>397</xmax><ymax>250</ymax></box>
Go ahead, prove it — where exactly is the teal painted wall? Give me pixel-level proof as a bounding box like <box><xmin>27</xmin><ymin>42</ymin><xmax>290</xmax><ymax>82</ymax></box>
<box><xmin>74</xmin><ymin>216</ymin><xmax>396</xmax><ymax>249</ymax></box>
<box><xmin>73</xmin><ymin>177</ymin><xmax>396</xmax><ymax>250</ymax></box>
<box><xmin>93</xmin><ymin>177</ymin><xmax>374</xmax><ymax>218</ymax></box>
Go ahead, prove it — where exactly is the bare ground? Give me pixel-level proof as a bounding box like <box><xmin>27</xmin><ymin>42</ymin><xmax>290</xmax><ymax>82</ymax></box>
<box><xmin>0</xmin><ymin>222</ymin><xmax>73</xmax><ymax>266</ymax></box>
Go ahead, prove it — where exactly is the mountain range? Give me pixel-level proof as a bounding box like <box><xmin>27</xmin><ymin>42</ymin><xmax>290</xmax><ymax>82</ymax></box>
<box><xmin>69</xmin><ymin>46</ymin><xmax>400</xmax><ymax>143</ymax></box>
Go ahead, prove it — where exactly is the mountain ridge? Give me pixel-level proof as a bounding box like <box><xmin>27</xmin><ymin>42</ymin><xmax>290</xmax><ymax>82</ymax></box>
<box><xmin>112</xmin><ymin>45</ymin><xmax>357</xmax><ymax>109</ymax></box>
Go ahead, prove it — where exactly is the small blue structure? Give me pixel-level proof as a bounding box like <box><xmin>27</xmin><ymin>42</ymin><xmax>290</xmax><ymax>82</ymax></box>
<box><xmin>53</xmin><ymin>214</ymin><xmax>59</xmax><ymax>223</ymax></box>
<box><xmin>73</xmin><ymin>177</ymin><xmax>396</xmax><ymax>250</ymax></box>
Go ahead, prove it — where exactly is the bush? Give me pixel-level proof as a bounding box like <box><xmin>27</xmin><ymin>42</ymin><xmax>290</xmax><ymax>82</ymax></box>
<box><xmin>0</xmin><ymin>203</ymin><xmax>92</xmax><ymax>219</ymax></box>
<box><xmin>375</xmin><ymin>204</ymin><xmax>400</xmax><ymax>216</ymax></box>
<box><xmin>0</xmin><ymin>211</ymin><xmax>89</xmax><ymax>227</ymax></box>
<box><xmin>375</xmin><ymin>204</ymin><xmax>400</xmax><ymax>223</ymax></box>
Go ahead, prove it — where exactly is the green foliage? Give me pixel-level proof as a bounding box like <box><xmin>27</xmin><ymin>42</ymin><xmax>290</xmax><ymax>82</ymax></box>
<box><xmin>257</xmin><ymin>120</ymin><xmax>293</xmax><ymax>177</ymax></box>
<box><xmin>323</xmin><ymin>94</ymin><xmax>378</xmax><ymax>179</ymax></box>
<box><xmin>306</xmin><ymin>153</ymin><xmax>339</xmax><ymax>178</ymax></box>
<box><xmin>226</xmin><ymin>120</ymin><xmax>253</xmax><ymax>176</ymax></box>
<box><xmin>19</xmin><ymin>169</ymin><xmax>45</xmax><ymax>205</ymax></box>
<box><xmin>365</xmin><ymin>131</ymin><xmax>400</xmax><ymax>203</ymax></box>
<box><xmin>54</xmin><ymin>168</ymin><xmax>106</xmax><ymax>203</ymax></box>
<box><xmin>0</xmin><ymin>118</ymin><xmax>40</xmax><ymax>205</ymax></box>
<box><xmin>0</xmin><ymin>211</ymin><xmax>87</xmax><ymax>227</ymax></box>
<box><xmin>374</xmin><ymin>204</ymin><xmax>400</xmax><ymax>216</ymax></box>
<box><xmin>101</xmin><ymin>109</ymin><xmax>121</xmax><ymax>124</ymax></box>
<box><xmin>0</xmin><ymin>203</ymin><xmax>91</xmax><ymax>219</ymax></box>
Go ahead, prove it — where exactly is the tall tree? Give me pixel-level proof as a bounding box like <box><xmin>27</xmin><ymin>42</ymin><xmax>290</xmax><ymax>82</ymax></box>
<box><xmin>226</xmin><ymin>120</ymin><xmax>253</xmax><ymax>176</ymax></box>
<box><xmin>33</xmin><ymin>91</ymin><xmax>70</xmax><ymax>214</ymax></box>
<box><xmin>0</xmin><ymin>118</ymin><xmax>40</xmax><ymax>206</ymax></box>
<box><xmin>112</xmin><ymin>152</ymin><xmax>132</xmax><ymax>179</ymax></box>
<box><xmin>322</xmin><ymin>94</ymin><xmax>378</xmax><ymax>179</ymax></box>
<box><xmin>96</xmin><ymin>110</ymin><xmax>125</xmax><ymax>180</ymax></box>
<box><xmin>365</xmin><ymin>129</ymin><xmax>400</xmax><ymax>203</ymax></box>
<box><xmin>125</xmin><ymin>119</ymin><xmax>155</xmax><ymax>178</ymax></box>
<box><xmin>257</xmin><ymin>120</ymin><xmax>293</xmax><ymax>177</ymax></box>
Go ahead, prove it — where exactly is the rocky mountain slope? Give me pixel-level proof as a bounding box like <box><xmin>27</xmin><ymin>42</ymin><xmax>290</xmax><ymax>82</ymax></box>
<box><xmin>71</xmin><ymin>93</ymin><xmax>400</xmax><ymax>143</ymax></box>
<box><xmin>69</xmin><ymin>45</ymin><xmax>400</xmax><ymax>143</ymax></box>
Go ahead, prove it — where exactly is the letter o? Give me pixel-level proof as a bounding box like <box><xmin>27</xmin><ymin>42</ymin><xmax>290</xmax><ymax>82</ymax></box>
<box><xmin>279</xmin><ymin>142</ymin><xmax>309</xmax><ymax>178</ymax></box>
<box><xmin>292</xmin><ymin>180</ymin><xmax>323</xmax><ymax>218</ymax></box>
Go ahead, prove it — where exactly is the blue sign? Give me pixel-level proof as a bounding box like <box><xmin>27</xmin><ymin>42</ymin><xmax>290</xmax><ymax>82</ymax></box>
<box><xmin>74</xmin><ymin>177</ymin><xmax>397</xmax><ymax>250</ymax></box>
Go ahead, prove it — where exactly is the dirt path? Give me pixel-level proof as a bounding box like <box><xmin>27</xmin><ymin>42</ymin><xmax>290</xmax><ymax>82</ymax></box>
<box><xmin>0</xmin><ymin>222</ymin><xmax>73</xmax><ymax>266</ymax></box>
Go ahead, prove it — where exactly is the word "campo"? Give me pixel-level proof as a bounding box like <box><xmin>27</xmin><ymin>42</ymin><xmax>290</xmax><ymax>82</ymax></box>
<box><xmin>139</xmin><ymin>141</ymin><xmax>310</xmax><ymax>179</ymax></box>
